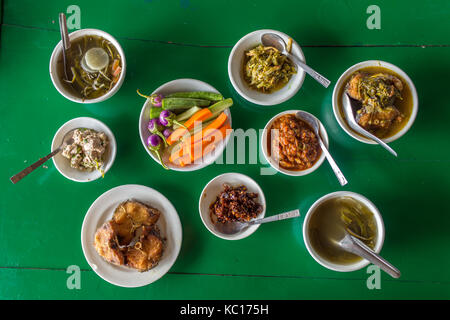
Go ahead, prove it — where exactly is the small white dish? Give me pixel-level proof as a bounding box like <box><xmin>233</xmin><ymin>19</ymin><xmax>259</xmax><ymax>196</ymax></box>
<box><xmin>199</xmin><ymin>173</ymin><xmax>266</xmax><ymax>240</ymax></box>
<box><xmin>139</xmin><ymin>78</ymin><xmax>232</xmax><ymax>171</ymax></box>
<box><xmin>228</xmin><ymin>29</ymin><xmax>306</xmax><ymax>106</ymax></box>
<box><xmin>332</xmin><ymin>60</ymin><xmax>418</xmax><ymax>144</ymax></box>
<box><xmin>261</xmin><ymin>110</ymin><xmax>328</xmax><ymax>176</ymax></box>
<box><xmin>81</xmin><ymin>184</ymin><xmax>182</xmax><ymax>288</ymax></box>
<box><xmin>49</xmin><ymin>28</ymin><xmax>126</xmax><ymax>104</ymax></box>
<box><xmin>51</xmin><ymin>117</ymin><xmax>116</xmax><ymax>182</ymax></box>
<box><xmin>303</xmin><ymin>191</ymin><xmax>385</xmax><ymax>272</ymax></box>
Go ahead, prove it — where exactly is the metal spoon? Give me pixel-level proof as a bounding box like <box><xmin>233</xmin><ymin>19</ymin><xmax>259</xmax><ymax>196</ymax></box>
<box><xmin>261</xmin><ymin>33</ymin><xmax>330</xmax><ymax>88</ymax></box>
<box><xmin>342</xmin><ymin>93</ymin><xmax>398</xmax><ymax>157</ymax></box>
<box><xmin>296</xmin><ymin>111</ymin><xmax>348</xmax><ymax>186</ymax></box>
<box><xmin>58</xmin><ymin>13</ymin><xmax>71</xmax><ymax>81</ymax></box>
<box><xmin>338</xmin><ymin>233</ymin><xmax>401</xmax><ymax>278</ymax></box>
<box><xmin>10</xmin><ymin>129</ymin><xmax>77</xmax><ymax>184</ymax></box>
<box><xmin>214</xmin><ymin>209</ymin><xmax>300</xmax><ymax>235</ymax></box>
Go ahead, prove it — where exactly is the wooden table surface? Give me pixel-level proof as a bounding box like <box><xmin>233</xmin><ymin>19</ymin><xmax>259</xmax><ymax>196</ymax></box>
<box><xmin>1</xmin><ymin>0</ymin><xmax>449</xmax><ymax>299</ymax></box>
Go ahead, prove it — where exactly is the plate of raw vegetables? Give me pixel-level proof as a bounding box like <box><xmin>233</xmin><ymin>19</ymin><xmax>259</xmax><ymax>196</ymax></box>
<box><xmin>138</xmin><ymin>79</ymin><xmax>233</xmax><ymax>171</ymax></box>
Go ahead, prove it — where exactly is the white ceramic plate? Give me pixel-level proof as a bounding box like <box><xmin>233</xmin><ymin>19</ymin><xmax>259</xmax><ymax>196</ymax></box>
<box><xmin>199</xmin><ymin>173</ymin><xmax>266</xmax><ymax>240</ymax></box>
<box><xmin>81</xmin><ymin>184</ymin><xmax>182</xmax><ymax>287</ymax></box>
<box><xmin>261</xmin><ymin>110</ymin><xmax>328</xmax><ymax>176</ymax></box>
<box><xmin>228</xmin><ymin>29</ymin><xmax>306</xmax><ymax>106</ymax></box>
<box><xmin>332</xmin><ymin>60</ymin><xmax>418</xmax><ymax>144</ymax></box>
<box><xmin>139</xmin><ymin>78</ymin><xmax>232</xmax><ymax>171</ymax></box>
<box><xmin>51</xmin><ymin>117</ymin><xmax>116</xmax><ymax>182</ymax></box>
<box><xmin>49</xmin><ymin>28</ymin><xmax>126</xmax><ymax>104</ymax></box>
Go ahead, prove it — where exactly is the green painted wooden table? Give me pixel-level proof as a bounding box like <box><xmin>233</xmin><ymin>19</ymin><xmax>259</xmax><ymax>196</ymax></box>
<box><xmin>1</xmin><ymin>0</ymin><xmax>449</xmax><ymax>299</ymax></box>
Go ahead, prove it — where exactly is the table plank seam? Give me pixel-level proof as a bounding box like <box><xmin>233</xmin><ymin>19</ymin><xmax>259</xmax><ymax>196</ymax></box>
<box><xmin>2</xmin><ymin>22</ymin><xmax>450</xmax><ymax>48</ymax></box>
<box><xmin>1</xmin><ymin>266</ymin><xmax>449</xmax><ymax>285</ymax></box>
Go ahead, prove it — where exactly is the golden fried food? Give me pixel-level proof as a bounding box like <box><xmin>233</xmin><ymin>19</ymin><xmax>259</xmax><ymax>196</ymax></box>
<box><xmin>126</xmin><ymin>227</ymin><xmax>164</xmax><ymax>272</ymax></box>
<box><xmin>94</xmin><ymin>221</ymin><xmax>125</xmax><ymax>266</ymax></box>
<box><xmin>112</xmin><ymin>201</ymin><xmax>160</xmax><ymax>245</ymax></box>
<box><xmin>94</xmin><ymin>200</ymin><xmax>164</xmax><ymax>272</ymax></box>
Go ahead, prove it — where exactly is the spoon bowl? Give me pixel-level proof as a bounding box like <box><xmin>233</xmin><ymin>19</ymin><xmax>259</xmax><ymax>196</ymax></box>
<box><xmin>261</xmin><ymin>33</ymin><xmax>330</xmax><ymax>88</ymax></box>
<box><xmin>337</xmin><ymin>233</ymin><xmax>401</xmax><ymax>278</ymax></box>
<box><xmin>342</xmin><ymin>93</ymin><xmax>398</xmax><ymax>157</ymax></box>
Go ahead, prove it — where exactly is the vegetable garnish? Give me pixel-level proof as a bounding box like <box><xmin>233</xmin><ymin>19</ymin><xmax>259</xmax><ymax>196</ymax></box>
<box><xmin>162</xmin><ymin>97</ymin><xmax>211</xmax><ymax>110</ymax></box>
<box><xmin>148</xmin><ymin>118</ymin><xmax>168</xmax><ymax>147</ymax></box>
<box><xmin>159</xmin><ymin>110</ymin><xmax>187</xmax><ymax>129</ymax></box>
<box><xmin>166</xmin><ymin>98</ymin><xmax>233</xmax><ymax>145</ymax></box>
<box><xmin>147</xmin><ymin>134</ymin><xmax>168</xmax><ymax>170</ymax></box>
<box><xmin>137</xmin><ymin>89</ymin><xmax>164</xmax><ymax>107</ymax></box>
<box><xmin>243</xmin><ymin>44</ymin><xmax>296</xmax><ymax>93</ymax></box>
<box><xmin>140</xmin><ymin>91</ymin><xmax>234</xmax><ymax>169</ymax></box>
<box><xmin>167</xmin><ymin>91</ymin><xmax>224</xmax><ymax>101</ymax></box>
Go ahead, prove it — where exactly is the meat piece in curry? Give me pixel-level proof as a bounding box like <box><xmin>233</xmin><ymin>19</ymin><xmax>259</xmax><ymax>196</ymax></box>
<box><xmin>268</xmin><ymin>114</ymin><xmax>321</xmax><ymax>171</ymax></box>
<box><xmin>346</xmin><ymin>71</ymin><xmax>405</xmax><ymax>134</ymax></box>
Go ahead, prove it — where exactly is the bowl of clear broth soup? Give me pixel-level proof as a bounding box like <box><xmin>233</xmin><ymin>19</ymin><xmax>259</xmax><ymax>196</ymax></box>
<box><xmin>303</xmin><ymin>191</ymin><xmax>385</xmax><ymax>272</ymax></box>
<box><xmin>49</xmin><ymin>29</ymin><xmax>126</xmax><ymax>103</ymax></box>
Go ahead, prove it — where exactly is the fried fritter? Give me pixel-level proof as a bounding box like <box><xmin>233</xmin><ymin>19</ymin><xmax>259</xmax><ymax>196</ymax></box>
<box><xmin>112</xmin><ymin>201</ymin><xmax>160</xmax><ymax>245</ymax></box>
<box><xmin>94</xmin><ymin>221</ymin><xmax>125</xmax><ymax>266</ymax></box>
<box><xmin>94</xmin><ymin>200</ymin><xmax>164</xmax><ymax>272</ymax></box>
<box><xmin>126</xmin><ymin>227</ymin><xmax>164</xmax><ymax>272</ymax></box>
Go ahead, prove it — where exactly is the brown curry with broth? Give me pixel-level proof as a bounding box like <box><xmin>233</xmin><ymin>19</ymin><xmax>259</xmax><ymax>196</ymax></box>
<box><xmin>338</xmin><ymin>66</ymin><xmax>413</xmax><ymax>139</ymax></box>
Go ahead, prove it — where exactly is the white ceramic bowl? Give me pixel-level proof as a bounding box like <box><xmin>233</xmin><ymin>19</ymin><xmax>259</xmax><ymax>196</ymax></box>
<box><xmin>303</xmin><ymin>191</ymin><xmax>385</xmax><ymax>272</ymax></box>
<box><xmin>81</xmin><ymin>184</ymin><xmax>182</xmax><ymax>287</ymax></box>
<box><xmin>51</xmin><ymin>117</ymin><xmax>116</xmax><ymax>182</ymax></box>
<box><xmin>49</xmin><ymin>28</ymin><xmax>126</xmax><ymax>103</ymax></box>
<box><xmin>139</xmin><ymin>79</ymin><xmax>232</xmax><ymax>171</ymax></box>
<box><xmin>332</xmin><ymin>60</ymin><xmax>418</xmax><ymax>143</ymax></box>
<box><xmin>261</xmin><ymin>110</ymin><xmax>328</xmax><ymax>176</ymax></box>
<box><xmin>199</xmin><ymin>173</ymin><xmax>266</xmax><ymax>240</ymax></box>
<box><xmin>228</xmin><ymin>29</ymin><xmax>306</xmax><ymax>106</ymax></box>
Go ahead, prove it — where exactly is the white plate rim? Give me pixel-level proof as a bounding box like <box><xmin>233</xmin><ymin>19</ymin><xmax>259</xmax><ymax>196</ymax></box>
<box><xmin>332</xmin><ymin>60</ymin><xmax>419</xmax><ymax>144</ymax></box>
<box><xmin>227</xmin><ymin>29</ymin><xmax>306</xmax><ymax>106</ymax></box>
<box><xmin>51</xmin><ymin>117</ymin><xmax>117</xmax><ymax>182</ymax></box>
<box><xmin>138</xmin><ymin>78</ymin><xmax>232</xmax><ymax>171</ymax></box>
<box><xmin>81</xmin><ymin>184</ymin><xmax>182</xmax><ymax>287</ymax></box>
<box><xmin>198</xmin><ymin>172</ymin><xmax>266</xmax><ymax>240</ymax></box>
<box><xmin>261</xmin><ymin>110</ymin><xmax>328</xmax><ymax>176</ymax></box>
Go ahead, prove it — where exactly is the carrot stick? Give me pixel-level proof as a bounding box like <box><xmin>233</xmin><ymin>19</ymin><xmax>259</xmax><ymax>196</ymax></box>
<box><xmin>169</xmin><ymin>114</ymin><xmax>229</xmax><ymax>164</ymax></box>
<box><xmin>177</xmin><ymin>124</ymin><xmax>232</xmax><ymax>166</ymax></box>
<box><xmin>187</xmin><ymin>112</ymin><xmax>228</xmax><ymax>146</ymax></box>
<box><xmin>167</xmin><ymin>108</ymin><xmax>213</xmax><ymax>145</ymax></box>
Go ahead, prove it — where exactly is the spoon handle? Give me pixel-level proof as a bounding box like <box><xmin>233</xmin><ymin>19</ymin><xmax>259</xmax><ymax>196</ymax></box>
<box><xmin>287</xmin><ymin>53</ymin><xmax>330</xmax><ymax>88</ymax></box>
<box><xmin>10</xmin><ymin>147</ymin><xmax>61</xmax><ymax>184</ymax></box>
<box><xmin>318</xmin><ymin>139</ymin><xmax>348</xmax><ymax>186</ymax></box>
<box><xmin>358</xmin><ymin>128</ymin><xmax>398</xmax><ymax>157</ymax></box>
<box><xmin>59</xmin><ymin>13</ymin><xmax>71</xmax><ymax>50</ymax></box>
<box><xmin>59</xmin><ymin>13</ymin><xmax>71</xmax><ymax>81</ymax></box>
<box><xmin>344</xmin><ymin>235</ymin><xmax>401</xmax><ymax>279</ymax></box>
<box><xmin>250</xmin><ymin>209</ymin><xmax>300</xmax><ymax>225</ymax></box>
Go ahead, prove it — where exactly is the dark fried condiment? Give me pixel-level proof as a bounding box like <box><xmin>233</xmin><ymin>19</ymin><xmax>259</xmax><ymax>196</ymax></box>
<box><xmin>210</xmin><ymin>184</ymin><xmax>263</xmax><ymax>223</ymax></box>
<box><xmin>268</xmin><ymin>114</ymin><xmax>321</xmax><ymax>171</ymax></box>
